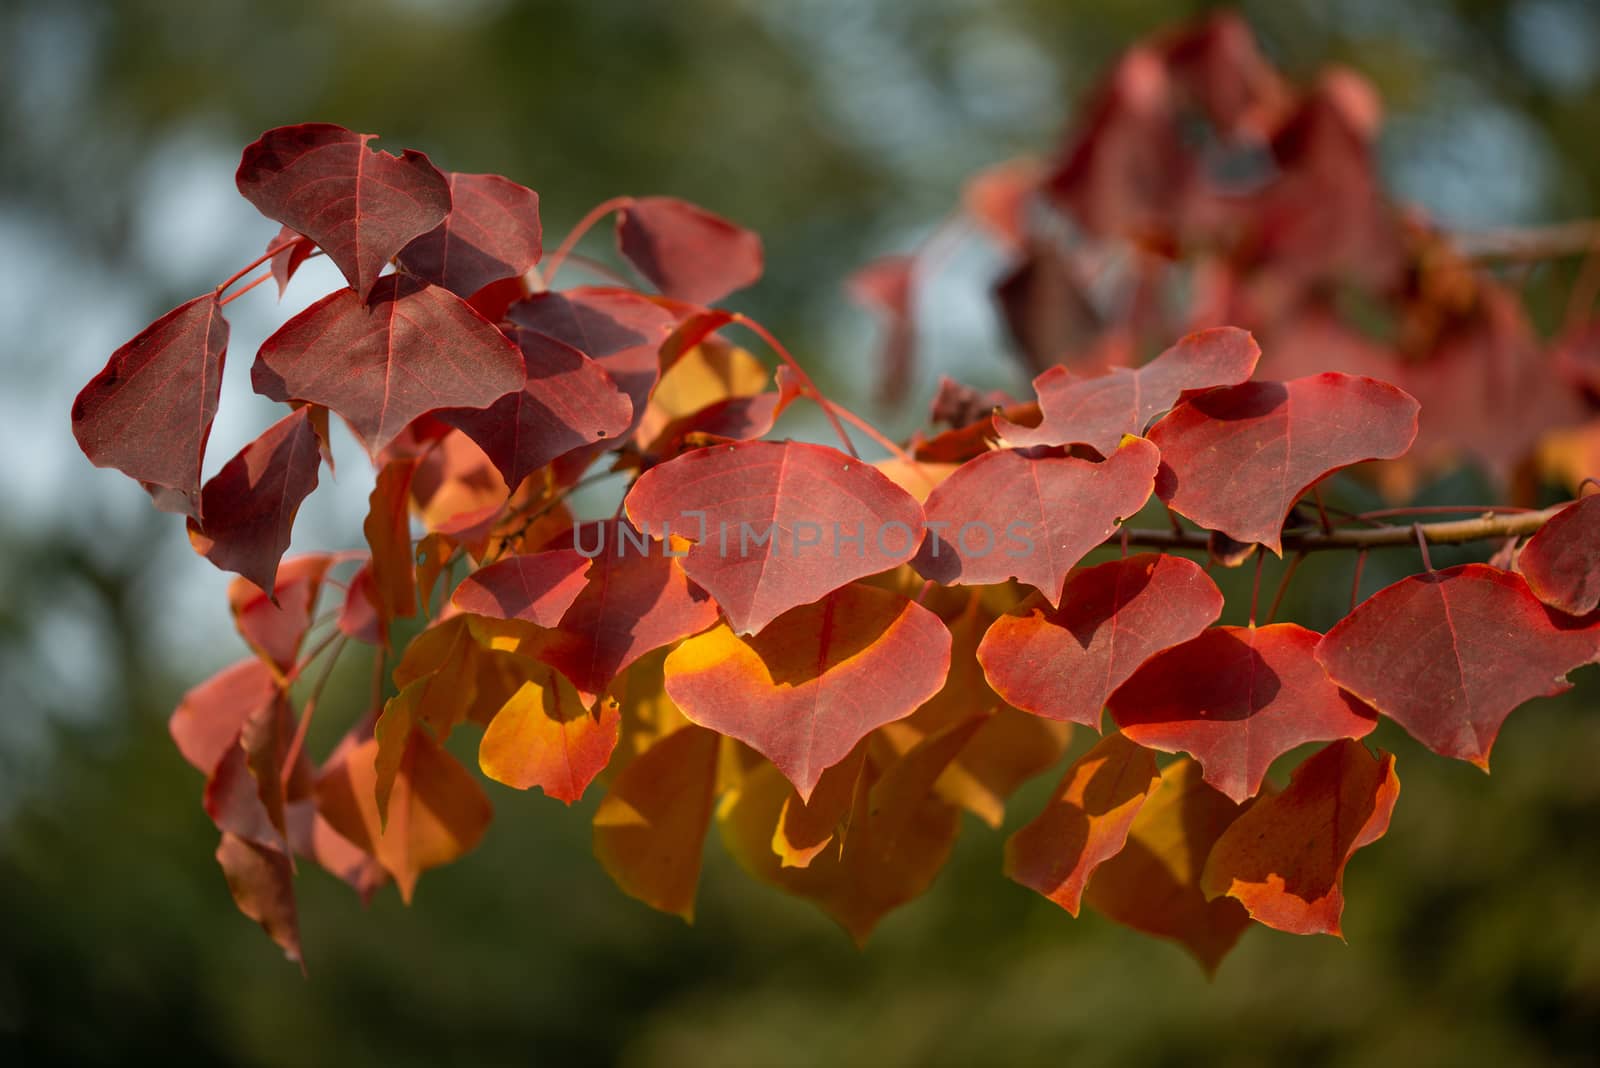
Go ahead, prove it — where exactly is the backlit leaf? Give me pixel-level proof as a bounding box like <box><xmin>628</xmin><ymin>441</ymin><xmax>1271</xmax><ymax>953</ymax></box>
<box><xmin>398</xmin><ymin>172</ymin><xmax>542</xmax><ymax>297</ymax></box>
<box><xmin>1201</xmin><ymin>739</ymin><xmax>1399</xmax><ymax>937</ymax></box>
<box><xmin>71</xmin><ymin>292</ymin><xmax>228</xmax><ymax>519</ymax></box>
<box><xmin>615</xmin><ymin>196</ymin><xmax>763</xmax><ymax>304</ymax></box>
<box><xmin>253</xmin><ymin>275</ymin><xmax>525</xmax><ymax>454</ymax></box>
<box><xmin>911</xmin><ymin>436</ymin><xmax>1159</xmax><ymax>605</ymax></box>
<box><xmin>1109</xmin><ymin>624</ymin><xmax>1377</xmax><ymax>803</ymax></box>
<box><xmin>1005</xmin><ymin>732</ymin><xmax>1160</xmax><ymax>916</ymax></box>
<box><xmin>626</xmin><ymin>440</ymin><xmax>928</xmax><ymax>634</ymax></box>
<box><xmin>996</xmin><ymin>327</ymin><xmax>1260</xmax><ymax>453</ymax></box>
<box><xmin>1148</xmin><ymin>373</ymin><xmax>1419</xmax><ymax>552</ymax></box>
<box><xmin>1082</xmin><ymin>758</ymin><xmax>1255</xmax><ymax>975</ymax></box>
<box><xmin>236</xmin><ymin>123</ymin><xmax>451</xmax><ymax>301</ymax></box>
<box><xmin>1519</xmin><ymin>495</ymin><xmax>1600</xmax><ymax>617</ymax></box>
<box><xmin>479</xmin><ymin>668</ymin><xmax>620</xmax><ymax>803</ymax></box>
<box><xmin>363</xmin><ymin>457</ymin><xmax>419</xmax><ymax>626</ymax></box>
<box><xmin>664</xmin><ymin>583</ymin><xmax>952</xmax><ymax>800</ymax></box>
<box><xmin>449</xmin><ymin>550</ymin><xmax>592</xmax><ymax>626</ymax></box>
<box><xmin>1316</xmin><ymin>564</ymin><xmax>1600</xmax><ymax>768</ymax></box>
<box><xmin>187</xmin><ymin>407</ymin><xmax>322</xmax><ymax>594</ymax></box>
<box><xmin>227</xmin><ymin>555</ymin><xmax>335</xmax><ymax>673</ymax></box>
<box><xmin>978</xmin><ymin>554</ymin><xmax>1224</xmax><ymax>727</ymax></box>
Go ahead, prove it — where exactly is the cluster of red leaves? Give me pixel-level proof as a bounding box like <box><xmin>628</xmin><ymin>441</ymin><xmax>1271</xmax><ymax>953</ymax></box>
<box><xmin>71</xmin><ymin>17</ymin><xmax>1600</xmax><ymax>976</ymax></box>
<box><xmin>863</xmin><ymin>12</ymin><xmax>1600</xmax><ymax>501</ymax></box>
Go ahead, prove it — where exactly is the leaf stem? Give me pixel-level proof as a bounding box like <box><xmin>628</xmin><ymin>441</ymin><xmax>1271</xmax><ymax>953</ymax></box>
<box><xmin>731</xmin><ymin>314</ymin><xmax>859</xmax><ymax>458</ymax></box>
<box><xmin>218</xmin><ymin>236</ymin><xmax>301</xmax><ymax>295</ymax></box>
<box><xmin>218</xmin><ymin>270</ymin><xmax>274</xmax><ymax>307</ymax></box>
<box><xmin>544</xmin><ymin>196</ymin><xmax>634</xmax><ymax>286</ymax></box>
<box><xmin>282</xmin><ymin>635</ymin><xmax>349</xmax><ymax>786</ymax></box>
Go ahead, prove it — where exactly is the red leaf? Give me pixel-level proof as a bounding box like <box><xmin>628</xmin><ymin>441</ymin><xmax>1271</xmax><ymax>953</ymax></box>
<box><xmin>186</xmin><ymin>407</ymin><xmax>322</xmax><ymax>594</ymax></box>
<box><xmin>397</xmin><ymin>172</ymin><xmax>542</xmax><ymax>297</ymax></box>
<box><xmin>911</xmin><ymin>437</ymin><xmax>1159</xmax><ymax>605</ymax></box>
<box><xmin>216</xmin><ymin>832</ymin><xmax>302</xmax><ymax>969</ymax></box>
<box><xmin>531</xmin><ymin>520</ymin><xmax>719</xmax><ymax>704</ymax></box>
<box><xmin>449</xmin><ymin>550</ymin><xmax>592</xmax><ymax>626</ymax></box>
<box><xmin>663</xmin><ymin>583</ymin><xmax>952</xmax><ymax>800</ymax></box>
<box><xmin>1201</xmin><ymin>739</ymin><xmax>1399</xmax><ymax>937</ymax></box>
<box><xmin>1519</xmin><ymin>495</ymin><xmax>1600</xmax><ymax>617</ymax></box>
<box><xmin>170</xmin><ymin>658</ymin><xmax>279</xmax><ymax>775</ymax></box>
<box><xmin>478</xmin><ymin>667</ymin><xmax>620</xmax><ymax>803</ymax></box>
<box><xmin>1004</xmin><ymin>732</ymin><xmax>1160</xmax><ymax>915</ymax></box>
<box><xmin>252</xmin><ymin>274</ymin><xmax>524</xmax><ymax>454</ymax></box>
<box><xmin>1148</xmin><ymin>373</ymin><xmax>1419</xmax><ymax>553</ymax></box>
<box><xmin>615</xmin><ymin>196</ymin><xmax>763</xmax><ymax>304</ymax></box>
<box><xmin>1109</xmin><ymin>624</ymin><xmax>1377</xmax><ymax>803</ymax></box>
<box><xmin>625</xmin><ymin>440</ymin><xmax>928</xmax><ymax>635</ymax></box>
<box><xmin>71</xmin><ymin>293</ymin><xmax>228</xmax><ymax>519</ymax></box>
<box><xmin>236</xmin><ymin>123</ymin><xmax>451</xmax><ymax>301</ymax></box>
<box><xmin>847</xmin><ymin>255</ymin><xmax>916</xmax><ymax>402</ymax></box>
<box><xmin>439</xmin><ymin>330</ymin><xmax>633</xmax><ymax>489</ymax></box>
<box><xmin>338</xmin><ymin>562</ymin><xmax>385</xmax><ymax>646</ymax></box>
<box><xmin>996</xmin><ymin>327</ymin><xmax>1260</xmax><ymax>454</ymax></box>
<box><xmin>228</xmin><ymin>555</ymin><xmax>335</xmax><ymax>672</ymax></box>
<box><xmin>508</xmin><ymin>287</ymin><xmax>679</xmax><ymax>439</ymax></box>
<box><xmin>268</xmin><ymin>226</ymin><xmax>316</xmax><ymax>297</ymax></box>
<box><xmin>1315</xmin><ymin>564</ymin><xmax>1600</xmax><ymax>769</ymax></box>
<box><xmin>978</xmin><ymin>554</ymin><xmax>1224</xmax><ymax>727</ymax></box>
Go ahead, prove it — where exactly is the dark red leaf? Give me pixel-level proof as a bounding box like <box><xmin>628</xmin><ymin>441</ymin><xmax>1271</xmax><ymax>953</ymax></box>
<box><xmin>1316</xmin><ymin>564</ymin><xmax>1600</xmax><ymax>768</ymax></box>
<box><xmin>187</xmin><ymin>408</ymin><xmax>322</xmax><ymax>594</ymax></box>
<box><xmin>977</xmin><ymin>554</ymin><xmax>1223</xmax><ymax>727</ymax></box>
<box><xmin>1519</xmin><ymin>495</ymin><xmax>1600</xmax><ymax>617</ymax></box>
<box><xmin>268</xmin><ymin>226</ymin><xmax>316</xmax><ymax>297</ymax></box>
<box><xmin>615</xmin><ymin>196</ymin><xmax>763</xmax><ymax>304</ymax></box>
<box><xmin>398</xmin><ymin>172</ymin><xmax>542</xmax><ymax>298</ymax></box>
<box><xmin>236</xmin><ymin>123</ymin><xmax>450</xmax><ymax>301</ymax></box>
<box><xmin>625</xmin><ymin>440</ymin><xmax>927</xmax><ymax>634</ymax></box>
<box><xmin>71</xmin><ymin>293</ymin><xmax>228</xmax><ymax>519</ymax></box>
<box><xmin>439</xmin><ymin>330</ymin><xmax>633</xmax><ymax>489</ymax></box>
<box><xmin>996</xmin><ymin>327</ymin><xmax>1260</xmax><ymax>454</ymax></box>
<box><xmin>216</xmin><ymin>832</ymin><xmax>302</xmax><ymax>968</ymax></box>
<box><xmin>252</xmin><ymin>274</ymin><xmax>524</xmax><ymax>454</ymax></box>
<box><xmin>911</xmin><ymin>437</ymin><xmax>1159</xmax><ymax>605</ymax></box>
<box><xmin>1148</xmin><ymin>373</ymin><xmax>1419</xmax><ymax>553</ymax></box>
<box><xmin>1109</xmin><ymin>624</ymin><xmax>1378</xmax><ymax>803</ymax></box>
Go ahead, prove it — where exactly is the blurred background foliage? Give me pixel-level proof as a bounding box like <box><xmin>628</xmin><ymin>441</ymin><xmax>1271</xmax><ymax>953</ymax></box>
<box><xmin>3</xmin><ymin>0</ymin><xmax>1599</xmax><ymax>1063</ymax></box>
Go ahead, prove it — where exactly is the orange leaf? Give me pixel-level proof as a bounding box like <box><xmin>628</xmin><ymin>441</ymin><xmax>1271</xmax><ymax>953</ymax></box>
<box><xmin>1201</xmin><ymin>738</ymin><xmax>1399</xmax><ymax>937</ymax></box>
<box><xmin>592</xmin><ymin>723</ymin><xmax>721</xmax><ymax>920</ymax></box>
<box><xmin>479</xmin><ymin>667</ymin><xmax>620</xmax><ymax>803</ymax></box>
<box><xmin>1004</xmin><ymin>732</ymin><xmax>1160</xmax><ymax>916</ymax></box>
<box><xmin>1082</xmin><ymin>758</ymin><xmax>1256</xmax><ymax>975</ymax></box>
<box><xmin>363</xmin><ymin>457</ymin><xmax>419</xmax><ymax>628</ymax></box>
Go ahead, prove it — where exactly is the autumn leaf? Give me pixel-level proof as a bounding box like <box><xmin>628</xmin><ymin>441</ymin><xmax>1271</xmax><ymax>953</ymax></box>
<box><xmin>1108</xmin><ymin>624</ymin><xmax>1378</xmax><ymax>803</ymax></box>
<box><xmin>593</xmin><ymin>723</ymin><xmax>722</xmax><ymax>920</ymax></box>
<box><xmin>253</xmin><ymin>275</ymin><xmax>525</xmax><ymax>455</ymax></box>
<box><xmin>615</xmin><ymin>196</ymin><xmax>763</xmax><ymax>304</ymax></box>
<box><xmin>449</xmin><ymin>550</ymin><xmax>592</xmax><ymax>626</ymax></box>
<box><xmin>187</xmin><ymin>407</ymin><xmax>322</xmax><ymax>594</ymax></box>
<box><xmin>1316</xmin><ymin>564</ymin><xmax>1600</xmax><ymax>769</ymax></box>
<box><xmin>71</xmin><ymin>292</ymin><xmax>228</xmax><ymax>519</ymax></box>
<box><xmin>626</xmin><ymin>440</ymin><xmax>928</xmax><ymax>634</ymax></box>
<box><xmin>996</xmin><ymin>326</ymin><xmax>1260</xmax><ymax>453</ymax></box>
<box><xmin>664</xmin><ymin>583</ymin><xmax>952</xmax><ymax>800</ymax></box>
<box><xmin>363</xmin><ymin>458</ymin><xmax>419</xmax><ymax>627</ymax></box>
<box><xmin>1201</xmin><ymin>739</ymin><xmax>1399</xmax><ymax>937</ymax></box>
<box><xmin>978</xmin><ymin>554</ymin><xmax>1223</xmax><ymax>728</ymax></box>
<box><xmin>912</xmin><ymin>436</ymin><xmax>1159</xmax><ymax>605</ymax></box>
<box><xmin>315</xmin><ymin>733</ymin><xmax>491</xmax><ymax>904</ymax></box>
<box><xmin>268</xmin><ymin>226</ymin><xmax>316</xmax><ymax>297</ymax></box>
<box><xmin>1082</xmin><ymin>757</ymin><xmax>1257</xmax><ymax>974</ymax></box>
<box><xmin>1004</xmin><ymin>732</ymin><xmax>1160</xmax><ymax>916</ymax></box>
<box><xmin>440</xmin><ymin>329</ymin><xmax>633</xmax><ymax>489</ymax></box>
<box><xmin>398</xmin><ymin>171</ymin><xmax>542</xmax><ymax>297</ymax></box>
<box><xmin>479</xmin><ymin>667</ymin><xmax>620</xmax><ymax>803</ymax></box>
<box><xmin>216</xmin><ymin>832</ymin><xmax>303</xmax><ymax>970</ymax></box>
<box><xmin>236</xmin><ymin>123</ymin><xmax>451</xmax><ymax>301</ymax></box>
<box><xmin>1148</xmin><ymin>373</ymin><xmax>1419</xmax><ymax>552</ymax></box>
<box><xmin>227</xmin><ymin>555</ymin><xmax>335</xmax><ymax>673</ymax></box>
<box><xmin>169</xmin><ymin>657</ymin><xmax>279</xmax><ymax>777</ymax></box>
<box><xmin>1518</xmin><ymin>495</ymin><xmax>1600</xmax><ymax>617</ymax></box>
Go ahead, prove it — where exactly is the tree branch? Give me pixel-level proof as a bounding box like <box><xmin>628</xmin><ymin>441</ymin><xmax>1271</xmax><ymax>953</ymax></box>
<box><xmin>1116</xmin><ymin>505</ymin><xmax>1566</xmax><ymax>554</ymax></box>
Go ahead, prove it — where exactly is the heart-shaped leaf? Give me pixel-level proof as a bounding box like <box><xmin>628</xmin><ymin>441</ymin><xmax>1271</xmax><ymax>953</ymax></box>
<box><xmin>616</xmin><ymin>196</ymin><xmax>763</xmax><ymax>304</ymax></box>
<box><xmin>1519</xmin><ymin>495</ymin><xmax>1600</xmax><ymax>617</ymax></box>
<box><xmin>398</xmin><ymin>171</ymin><xmax>542</xmax><ymax>297</ymax></box>
<box><xmin>236</xmin><ymin>123</ymin><xmax>451</xmax><ymax>300</ymax></box>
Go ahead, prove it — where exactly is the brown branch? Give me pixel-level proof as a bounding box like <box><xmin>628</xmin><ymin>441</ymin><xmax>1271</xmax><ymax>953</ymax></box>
<box><xmin>1115</xmin><ymin>504</ymin><xmax>1567</xmax><ymax>554</ymax></box>
<box><xmin>1455</xmin><ymin>220</ymin><xmax>1600</xmax><ymax>262</ymax></box>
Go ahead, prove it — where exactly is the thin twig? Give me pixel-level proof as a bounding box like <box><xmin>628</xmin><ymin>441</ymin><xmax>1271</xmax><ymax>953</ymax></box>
<box><xmin>1110</xmin><ymin>504</ymin><xmax>1568</xmax><ymax>554</ymax></box>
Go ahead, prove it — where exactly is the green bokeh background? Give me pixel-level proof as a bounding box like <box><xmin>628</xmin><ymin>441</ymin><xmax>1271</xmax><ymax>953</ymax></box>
<box><xmin>3</xmin><ymin>1</ymin><xmax>1599</xmax><ymax>1064</ymax></box>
